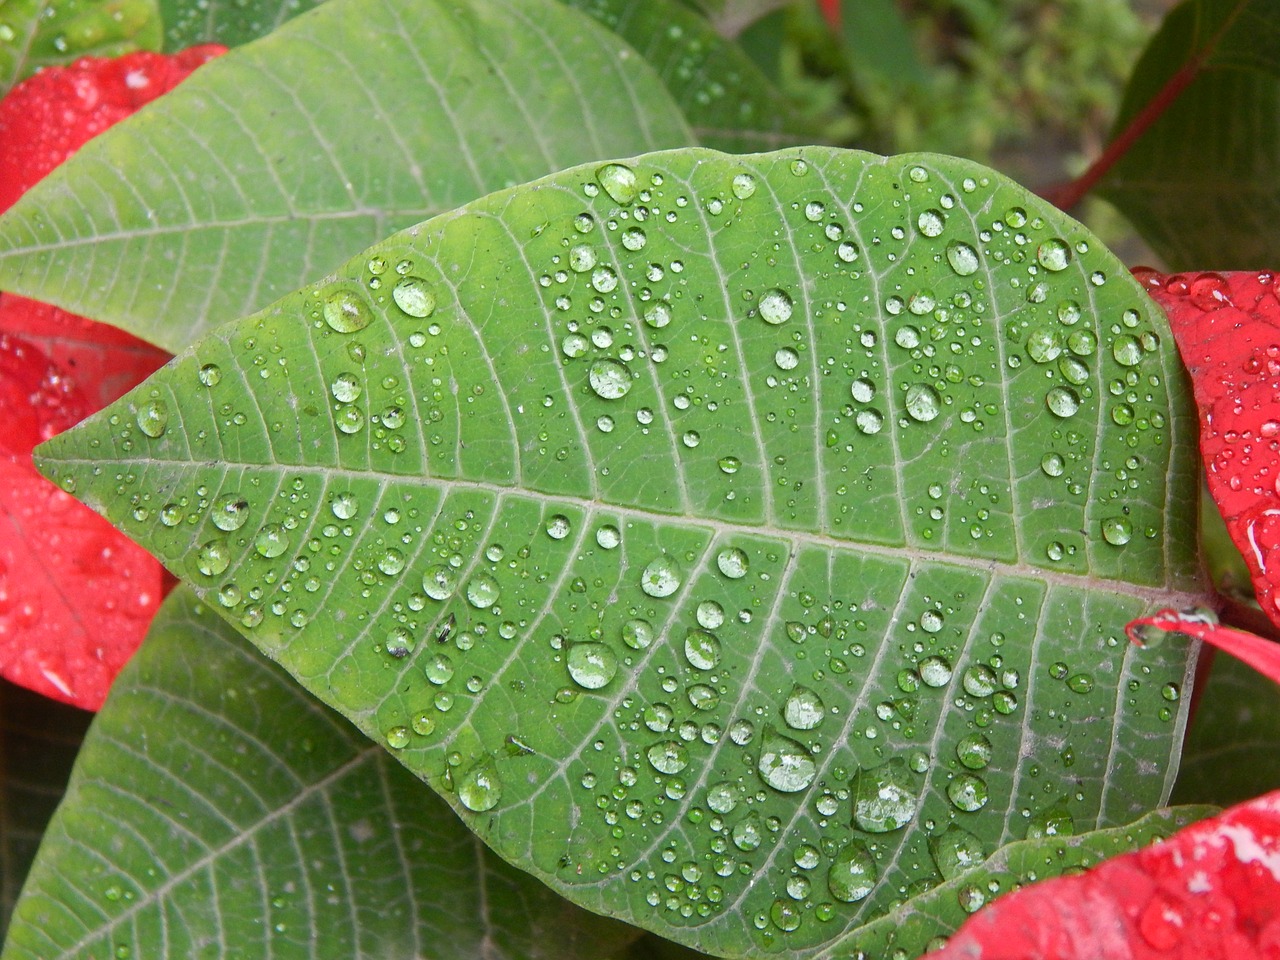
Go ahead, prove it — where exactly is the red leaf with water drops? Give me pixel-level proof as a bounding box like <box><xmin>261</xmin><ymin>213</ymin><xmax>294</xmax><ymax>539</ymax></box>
<box><xmin>1127</xmin><ymin>608</ymin><xmax>1280</xmax><ymax>688</ymax></box>
<box><xmin>1137</xmin><ymin>268</ymin><xmax>1280</xmax><ymax>630</ymax></box>
<box><xmin>926</xmin><ymin>791</ymin><xmax>1280</xmax><ymax>960</ymax></box>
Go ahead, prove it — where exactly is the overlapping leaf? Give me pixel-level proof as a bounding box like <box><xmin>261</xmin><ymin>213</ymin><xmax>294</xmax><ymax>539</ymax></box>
<box><xmin>0</xmin><ymin>679</ymin><xmax>92</xmax><ymax>939</ymax></box>
<box><xmin>0</xmin><ymin>0</ymin><xmax>697</xmax><ymax>351</ymax></box>
<box><xmin>1</xmin><ymin>587</ymin><xmax>638</xmax><ymax>960</ymax></box>
<box><xmin>926</xmin><ymin>793</ymin><xmax>1278</xmax><ymax>960</ymax></box>
<box><xmin>158</xmin><ymin>0</ymin><xmax>325</xmax><ymax>49</ymax></box>
<box><xmin>0</xmin><ymin>0</ymin><xmax>161</xmax><ymax>94</ymax></box>
<box><xmin>38</xmin><ymin>146</ymin><xmax>1208</xmax><ymax>958</ymax></box>
<box><xmin>1099</xmin><ymin>0</ymin><xmax>1280</xmax><ymax>270</ymax></box>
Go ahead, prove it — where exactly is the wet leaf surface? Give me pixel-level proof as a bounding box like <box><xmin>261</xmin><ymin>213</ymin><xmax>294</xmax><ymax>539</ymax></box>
<box><xmin>38</xmin><ymin>147</ymin><xmax>1207</xmax><ymax>957</ymax></box>
<box><xmin>1</xmin><ymin>587</ymin><xmax>638</xmax><ymax>960</ymax></box>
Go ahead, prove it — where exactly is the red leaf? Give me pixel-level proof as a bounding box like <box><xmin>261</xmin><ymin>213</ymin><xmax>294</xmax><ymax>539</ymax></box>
<box><xmin>0</xmin><ymin>45</ymin><xmax>226</xmax><ymax>212</ymax></box>
<box><xmin>1137</xmin><ymin>268</ymin><xmax>1280</xmax><ymax>629</ymax></box>
<box><xmin>1127</xmin><ymin>608</ymin><xmax>1280</xmax><ymax>688</ymax></box>
<box><xmin>819</xmin><ymin>0</ymin><xmax>842</xmax><ymax>30</ymax></box>
<box><xmin>0</xmin><ymin>47</ymin><xmax>224</xmax><ymax>707</ymax></box>
<box><xmin>926</xmin><ymin>791</ymin><xmax>1280</xmax><ymax>960</ymax></box>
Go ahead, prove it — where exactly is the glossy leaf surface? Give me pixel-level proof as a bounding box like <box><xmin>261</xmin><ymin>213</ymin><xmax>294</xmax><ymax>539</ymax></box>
<box><xmin>1099</xmin><ymin>0</ymin><xmax>1280</xmax><ymax>270</ymax></box>
<box><xmin>158</xmin><ymin>0</ymin><xmax>323</xmax><ymax>49</ymax></box>
<box><xmin>0</xmin><ymin>679</ymin><xmax>92</xmax><ymax>938</ymax></box>
<box><xmin>0</xmin><ymin>0</ymin><xmax>161</xmax><ymax>93</ymax></box>
<box><xmin>38</xmin><ymin>147</ymin><xmax>1207</xmax><ymax>957</ymax></box>
<box><xmin>0</xmin><ymin>0</ymin><xmax>695</xmax><ymax>351</ymax></box>
<box><xmin>926</xmin><ymin>792</ymin><xmax>1279</xmax><ymax>960</ymax></box>
<box><xmin>1</xmin><ymin>587</ymin><xmax>637</xmax><ymax>960</ymax></box>
<box><xmin>1138</xmin><ymin>269</ymin><xmax>1280</xmax><ymax>627</ymax></box>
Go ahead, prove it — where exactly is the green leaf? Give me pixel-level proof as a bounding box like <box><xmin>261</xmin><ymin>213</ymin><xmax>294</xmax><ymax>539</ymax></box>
<box><xmin>37</xmin><ymin>146</ymin><xmax>1209</xmax><ymax>957</ymax></box>
<box><xmin>0</xmin><ymin>0</ymin><xmax>695</xmax><ymax>352</ymax></box>
<box><xmin>562</xmin><ymin>0</ymin><xmax>796</xmax><ymax>152</ymax></box>
<box><xmin>157</xmin><ymin>0</ymin><xmax>324</xmax><ymax>49</ymax></box>
<box><xmin>676</xmin><ymin>0</ymin><xmax>787</xmax><ymax>39</ymax></box>
<box><xmin>0</xmin><ymin>0</ymin><xmax>162</xmax><ymax>93</ymax></box>
<box><xmin>1</xmin><ymin>587</ymin><xmax>639</xmax><ymax>960</ymax></box>
<box><xmin>1172</xmin><ymin>650</ymin><xmax>1280</xmax><ymax>806</ymax></box>
<box><xmin>1098</xmin><ymin>0</ymin><xmax>1280</xmax><ymax>270</ymax></box>
<box><xmin>0</xmin><ymin>680</ymin><xmax>92</xmax><ymax>940</ymax></box>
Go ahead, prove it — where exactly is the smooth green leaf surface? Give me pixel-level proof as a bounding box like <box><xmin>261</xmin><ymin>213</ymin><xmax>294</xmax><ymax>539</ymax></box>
<box><xmin>0</xmin><ymin>0</ymin><xmax>695</xmax><ymax>352</ymax></box>
<box><xmin>1172</xmin><ymin>651</ymin><xmax>1280</xmax><ymax>806</ymax></box>
<box><xmin>1</xmin><ymin>587</ymin><xmax>638</xmax><ymax>960</ymax></box>
<box><xmin>0</xmin><ymin>0</ymin><xmax>161</xmax><ymax>93</ymax></box>
<box><xmin>38</xmin><ymin>146</ymin><xmax>1208</xmax><ymax>957</ymax></box>
<box><xmin>563</xmin><ymin>0</ymin><xmax>795</xmax><ymax>152</ymax></box>
<box><xmin>0</xmin><ymin>680</ymin><xmax>92</xmax><ymax>939</ymax></box>
<box><xmin>1099</xmin><ymin>0</ymin><xmax>1280</xmax><ymax>270</ymax></box>
<box><xmin>677</xmin><ymin>0</ymin><xmax>786</xmax><ymax>39</ymax></box>
<box><xmin>158</xmin><ymin>0</ymin><xmax>323</xmax><ymax>49</ymax></box>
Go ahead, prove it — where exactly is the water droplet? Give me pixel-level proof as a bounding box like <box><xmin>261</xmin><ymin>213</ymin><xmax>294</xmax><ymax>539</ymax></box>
<box><xmin>919</xmin><ymin>655</ymin><xmax>953</xmax><ymax>687</ymax></box>
<box><xmin>136</xmin><ymin>400</ymin><xmax>169</xmax><ymax>438</ymax></box>
<box><xmin>466</xmin><ymin>573</ymin><xmax>500</xmax><ymax>609</ymax></box>
<box><xmin>904</xmin><ymin>384</ymin><xmax>941</xmax><ymax>422</ymax></box>
<box><xmin>1040</xmin><ymin>453</ymin><xmax>1065</xmax><ymax>478</ymax></box>
<box><xmin>716</xmin><ymin>547</ymin><xmax>749</xmax><ymax>579</ymax></box>
<box><xmin>827</xmin><ymin>841</ymin><xmax>876</xmax><ymax>902</ymax></box>
<box><xmin>718</xmin><ymin>456</ymin><xmax>741</xmax><ymax>474</ymax></box>
<box><xmin>323</xmin><ymin>288</ymin><xmax>374</xmax><ymax>333</ymax></box>
<box><xmin>196</xmin><ymin>540</ymin><xmax>231</xmax><ymax>576</ymax></box>
<box><xmin>947</xmin><ymin>773</ymin><xmax>989</xmax><ymax>812</ymax></box>
<box><xmin>1036</xmin><ymin>238</ymin><xmax>1072</xmax><ymax>272</ymax></box>
<box><xmin>850</xmin><ymin>378</ymin><xmax>876</xmax><ymax>403</ymax></box>
<box><xmin>545</xmin><ymin>514</ymin><xmax>571</xmax><ymax>540</ymax></box>
<box><xmin>1026</xmin><ymin>806</ymin><xmax>1075</xmax><ymax>839</ymax></box>
<box><xmin>567</xmin><ymin>642</ymin><xmax>618</xmax><ymax>689</ymax></box>
<box><xmin>942</xmin><ymin>240</ymin><xmax>980</xmax><ymax>277</ymax></box>
<box><xmin>929</xmin><ymin>825</ymin><xmax>986</xmax><ymax>880</ymax></box>
<box><xmin>330</xmin><ymin>373</ymin><xmax>361</xmax><ymax>403</ymax></box>
<box><xmin>917</xmin><ymin>209</ymin><xmax>946</xmax><ymax>237</ymax></box>
<box><xmin>758</xmin><ymin>728</ymin><xmax>816</xmax><ymax>793</ymax></box>
<box><xmin>647</xmin><ymin>740</ymin><xmax>689</xmax><ymax>775</ymax></box>
<box><xmin>758</xmin><ymin>289</ymin><xmax>794</xmax><ymax>325</ymax></box>
<box><xmin>684</xmin><ymin>630</ymin><xmax>722</xmax><ymax>670</ymax></box>
<box><xmin>1112</xmin><ymin>334</ymin><xmax>1143</xmax><ymax>367</ymax></box>
<box><xmin>774</xmin><ymin>347</ymin><xmax>799</xmax><ymax>370</ymax></box>
<box><xmin>621</xmin><ymin>618</ymin><xmax>654</xmax><ymax>650</ymax></box>
<box><xmin>851</xmin><ymin>758</ymin><xmax>918</xmax><ymax>832</ymax></box>
<box><xmin>210</xmin><ymin>495</ymin><xmax>250</xmax><ymax>532</ymax></box>
<box><xmin>783</xmin><ymin>686</ymin><xmax>825</xmax><ymax>730</ymax></box>
<box><xmin>1045</xmin><ymin>386</ymin><xmax>1080</xmax><ymax>418</ymax></box>
<box><xmin>198</xmin><ymin>363</ymin><xmax>222</xmax><ymax>386</ymax></box>
<box><xmin>595</xmin><ymin>525</ymin><xmax>620</xmax><ymax>549</ymax></box>
<box><xmin>621</xmin><ymin>227</ymin><xmax>647</xmax><ymax>251</ymax></box>
<box><xmin>643</xmin><ymin>302</ymin><xmax>672</xmax><ymax>329</ymax></box>
<box><xmin>422</xmin><ymin>564</ymin><xmax>457</xmax><ymax>600</ymax></box>
<box><xmin>640</xmin><ymin>555</ymin><xmax>682</xmax><ymax>598</ymax></box>
<box><xmin>392</xmin><ymin>277</ymin><xmax>436</xmax><ymax>317</ymax></box>
<box><xmin>962</xmin><ymin>664</ymin><xmax>997</xmax><ymax>698</ymax></box>
<box><xmin>855</xmin><ymin>410</ymin><xmax>883</xmax><ymax>435</ymax></box>
<box><xmin>458</xmin><ymin>756</ymin><xmax>503</xmax><ymax>812</ymax></box>
<box><xmin>1067</xmin><ymin>672</ymin><xmax>1095</xmax><ymax>694</ymax></box>
<box><xmin>732</xmin><ymin>173</ymin><xmax>757</xmax><ymax>199</ymax></box>
<box><xmin>254</xmin><ymin>524</ymin><xmax>289</xmax><ymax>558</ymax></box>
<box><xmin>378</xmin><ymin>548</ymin><xmax>405</xmax><ymax>576</ymax></box>
<box><xmin>385</xmin><ymin>725</ymin><xmax>410</xmax><ymax>749</ymax></box>
<box><xmin>588</xmin><ymin>359</ymin><xmax>632</xmax><ymax>399</ymax></box>
<box><xmin>425</xmin><ymin>653</ymin><xmax>455</xmax><ymax>685</ymax></box>
<box><xmin>1026</xmin><ymin>327</ymin><xmax>1062</xmax><ymax>363</ymax></box>
<box><xmin>837</xmin><ymin>241</ymin><xmax>860</xmax><ymax>263</ymax></box>
<box><xmin>336</xmin><ymin>406</ymin><xmax>365</xmax><ymax>434</ymax></box>
<box><xmin>707</xmin><ymin>781</ymin><xmax>740</xmax><ymax>814</ymax></box>
<box><xmin>732</xmin><ymin>811</ymin><xmax>763</xmax><ymax>850</ymax></box>
<box><xmin>956</xmin><ymin>733</ymin><xmax>993</xmax><ymax>769</ymax></box>
<box><xmin>596</xmin><ymin>163</ymin><xmax>639</xmax><ymax>204</ymax></box>
<box><xmin>1101</xmin><ymin>516</ymin><xmax>1132</xmax><ymax>545</ymax></box>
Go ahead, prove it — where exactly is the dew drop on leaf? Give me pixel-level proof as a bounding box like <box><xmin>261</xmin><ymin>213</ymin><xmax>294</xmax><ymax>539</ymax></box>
<box><xmin>210</xmin><ymin>495</ymin><xmax>250</xmax><ymax>532</ymax></box>
<box><xmin>254</xmin><ymin>524</ymin><xmax>289</xmax><ymax>558</ymax></box>
<box><xmin>595</xmin><ymin>163</ymin><xmax>639</xmax><ymax>204</ymax></box>
<box><xmin>323</xmin><ymin>288</ymin><xmax>374</xmax><ymax>333</ymax></box>
<box><xmin>646</xmin><ymin>740</ymin><xmax>688</xmax><ymax>775</ymax></box>
<box><xmin>929</xmin><ymin>825</ymin><xmax>987</xmax><ymax>880</ymax></box>
<box><xmin>851</xmin><ymin>758</ymin><xmax>918</xmax><ymax>832</ymax></box>
<box><xmin>945</xmin><ymin>240</ymin><xmax>980</xmax><ymax>277</ymax></box>
<box><xmin>196</xmin><ymin>540</ymin><xmax>231</xmax><ymax>576</ymax></box>
<box><xmin>1036</xmin><ymin>238</ymin><xmax>1072</xmax><ymax>272</ymax></box>
<box><xmin>783</xmin><ymin>685</ymin><xmax>825</xmax><ymax>730</ymax></box>
<box><xmin>827</xmin><ymin>840</ymin><xmax>876</xmax><ymax>902</ymax></box>
<box><xmin>457</xmin><ymin>756</ymin><xmax>502</xmax><ymax>812</ymax></box>
<box><xmin>716</xmin><ymin>547</ymin><xmax>749</xmax><ymax>579</ymax></box>
<box><xmin>757</xmin><ymin>727</ymin><xmax>816</xmax><ymax>793</ymax></box>
<box><xmin>758</xmin><ymin>289</ymin><xmax>794</xmax><ymax>325</ymax></box>
<box><xmin>391</xmin><ymin>277</ymin><xmax>436</xmax><ymax>317</ymax></box>
<box><xmin>947</xmin><ymin>773</ymin><xmax>989</xmax><ymax>812</ymax></box>
<box><xmin>640</xmin><ymin>555</ymin><xmax>682</xmax><ymax>597</ymax></box>
<box><xmin>135</xmin><ymin>400</ymin><xmax>169</xmax><ymax>438</ymax></box>
<box><xmin>684</xmin><ymin>629</ymin><xmax>722</xmax><ymax>670</ymax></box>
<box><xmin>621</xmin><ymin>618</ymin><xmax>653</xmax><ymax>650</ymax></box>
<box><xmin>588</xmin><ymin>358</ymin><xmax>632</xmax><ymax>399</ymax></box>
<box><xmin>567</xmin><ymin>642</ymin><xmax>617</xmax><ymax>689</ymax></box>
<box><xmin>465</xmin><ymin>573</ymin><xmax>500</xmax><ymax>609</ymax></box>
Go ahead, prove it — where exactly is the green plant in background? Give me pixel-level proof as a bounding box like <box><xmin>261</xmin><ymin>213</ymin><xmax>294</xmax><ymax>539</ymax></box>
<box><xmin>1</xmin><ymin>1</ymin><xmax>1277</xmax><ymax>959</ymax></box>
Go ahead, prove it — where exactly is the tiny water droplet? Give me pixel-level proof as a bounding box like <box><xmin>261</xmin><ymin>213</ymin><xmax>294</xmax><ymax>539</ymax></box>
<box><xmin>1045</xmin><ymin>386</ymin><xmax>1080</xmax><ymax>418</ymax></box>
<box><xmin>827</xmin><ymin>841</ymin><xmax>876</xmax><ymax>902</ymax></box>
<box><xmin>196</xmin><ymin>540</ymin><xmax>231</xmax><ymax>577</ymax></box>
<box><xmin>254</xmin><ymin>524</ymin><xmax>289</xmax><ymax>558</ymax></box>
<box><xmin>211</xmin><ymin>495</ymin><xmax>250</xmax><ymax>532</ymax></box>
<box><xmin>945</xmin><ymin>240</ymin><xmax>980</xmax><ymax>276</ymax></box>
<box><xmin>136</xmin><ymin>400</ymin><xmax>169</xmax><ymax>438</ymax></box>
<box><xmin>458</xmin><ymin>757</ymin><xmax>503</xmax><ymax>812</ymax></box>
<box><xmin>757</xmin><ymin>727</ymin><xmax>816</xmax><ymax>793</ymax></box>
<box><xmin>919</xmin><ymin>655</ymin><xmax>952</xmax><ymax>687</ymax></box>
<box><xmin>716</xmin><ymin>547</ymin><xmax>749</xmax><ymax>579</ymax></box>
<box><xmin>198</xmin><ymin>363</ymin><xmax>222</xmax><ymax>387</ymax></box>
<box><xmin>588</xmin><ymin>359</ymin><xmax>632</xmax><ymax>399</ymax></box>
<box><xmin>956</xmin><ymin>733</ymin><xmax>993</xmax><ymax>769</ymax></box>
<box><xmin>1101</xmin><ymin>516</ymin><xmax>1132</xmax><ymax>545</ymax></box>
<box><xmin>851</xmin><ymin>758</ymin><xmax>918</xmax><ymax>832</ymax></box>
<box><xmin>647</xmin><ymin>740</ymin><xmax>689</xmax><ymax>775</ymax></box>
<box><xmin>684</xmin><ymin>629</ymin><xmax>722</xmax><ymax>670</ymax></box>
<box><xmin>929</xmin><ymin>825</ymin><xmax>986</xmax><ymax>880</ymax></box>
<box><xmin>718</xmin><ymin>456</ymin><xmax>741</xmax><ymax>474</ymax></box>
<box><xmin>595</xmin><ymin>524</ymin><xmax>620</xmax><ymax>549</ymax></box>
<box><xmin>422</xmin><ymin>564</ymin><xmax>457</xmax><ymax>600</ymax></box>
<box><xmin>783</xmin><ymin>686</ymin><xmax>825</xmax><ymax>730</ymax></box>
<box><xmin>386</xmin><ymin>725</ymin><xmax>410</xmax><ymax>749</ymax></box>
<box><xmin>917</xmin><ymin>209</ymin><xmax>945</xmax><ymax>237</ymax></box>
<box><xmin>595</xmin><ymin>163</ymin><xmax>639</xmax><ymax>204</ymax></box>
<box><xmin>731</xmin><ymin>173</ymin><xmax>757</xmax><ymax>199</ymax></box>
<box><xmin>758</xmin><ymin>289</ymin><xmax>794</xmax><ymax>325</ymax></box>
<box><xmin>545</xmin><ymin>514</ymin><xmax>571</xmax><ymax>540</ymax></box>
<box><xmin>323</xmin><ymin>288</ymin><xmax>374</xmax><ymax>333</ymax></box>
<box><xmin>1036</xmin><ymin>238</ymin><xmax>1072</xmax><ymax>272</ymax></box>
<box><xmin>466</xmin><ymin>573</ymin><xmax>500</xmax><ymax>609</ymax></box>
<box><xmin>905</xmin><ymin>384</ymin><xmax>941</xmax><ymax>422</ymax></box>
<box><xmin>621</xmin><ymin>618</ymin><xmax>654</xmax><ymax>650</ymax></box>
<box><xmin>640</xmin><ymin>555</ymin><xmax>682</xmax><ymax>597</ymax></box>
<box><xmin>947</xmin><ymin>773</ymin><xmax>989</xmax><ymax>812</ymax></box>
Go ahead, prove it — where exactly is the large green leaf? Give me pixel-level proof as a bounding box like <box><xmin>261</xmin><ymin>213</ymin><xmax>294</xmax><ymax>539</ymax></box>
<box><xmin>1</xmin><ymin>587</ymin><xmax>638</xmax><ymax>960</ymax></box>
<box><xmin>37</xmin><ymin>146</ymin><xmax>1209</xmax><ymax>957</ymax></box>
<box><xmin>0</xmin><ymin>0</ymin><xmax>161</xmax><ymax>93</ymax></box>
<box><xmin>0</xmin><ymin>0</ymin><xmax>695</xmax><ymax>352</ymax></box>
<box><xmin>562</xmin><ymin>0</ymin><xmax>795</xmax><ymax>153</ymax></box>
<box><xmin>1098</xmin><ymin>0</ymin><xmax>1280</xmax><ymax>270</ymax></box>
<box><xmin>0</xmin><ymin>680</ymin><xmax>92</xmax><ymax>939</ymax></box>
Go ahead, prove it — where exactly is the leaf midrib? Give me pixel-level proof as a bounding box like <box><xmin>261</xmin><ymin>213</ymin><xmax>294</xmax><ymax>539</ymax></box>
<box><xmin>41</xmin><ymin>453</ymin><xmax>1211</xmax><ymax>606</ymax></box>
